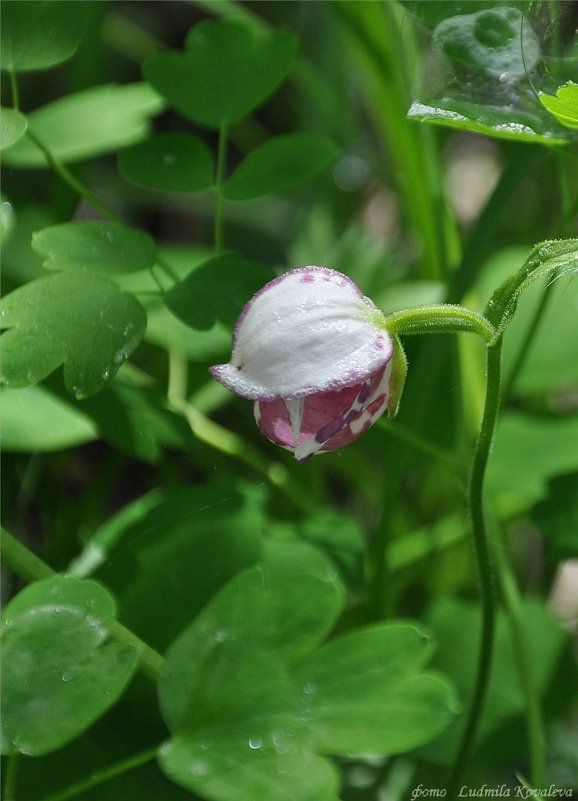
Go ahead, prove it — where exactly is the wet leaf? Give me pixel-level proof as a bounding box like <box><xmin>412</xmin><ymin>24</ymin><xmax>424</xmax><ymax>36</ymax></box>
<box><xmin>0</xmin><ymin>272</ymin><xmax>147</xmax><ymax>398</ymax></box>
<box><xmin>0</xmin><ymin>108</ymin><xmax>27</xmax><ymax>150</ymax></box>
<box><xmin>540</xmin><ymin>82</ymin><xmax>578</xmax><ymax>130</ymax></box>
<box><xmin>0</xmin><ymin>576</ymin><xmax>138</xmax><ymax>756</ymax></box>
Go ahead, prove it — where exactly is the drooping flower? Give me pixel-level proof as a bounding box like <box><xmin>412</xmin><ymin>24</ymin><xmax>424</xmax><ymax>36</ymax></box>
<box><xmin>210</xmin><ymin>266</ymin><xmax>406</xmax><ymax>461</ymax></box>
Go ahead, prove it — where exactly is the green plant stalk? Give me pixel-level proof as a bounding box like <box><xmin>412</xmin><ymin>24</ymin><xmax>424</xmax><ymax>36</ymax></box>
<box><xmin>384</xmin><ymin>304</ymin><xmax>495</xmax><ymax>342</ymax></box>
<box><xmin>447</xmin><ymin>336</ymin><xmax>503</xmax><ymax>797</ymax></box>
<box><xmin>0</xmin><ymin>528</ymin><xmax>165</xmax><ymax>683</ymax></box>
<box><xmin>492</xmin><ymin>519</ymin><xmax>547</xmax><ymax>787</ymax></box>
<box><xmin>214</xmin><ymin>122</ymin><xmax>228</xmax><ymax>253</ymax></box>
<box><xmin>37</xmin><ymin>746</ymin><xmax>159</xmax><ymax>801</ymax></box>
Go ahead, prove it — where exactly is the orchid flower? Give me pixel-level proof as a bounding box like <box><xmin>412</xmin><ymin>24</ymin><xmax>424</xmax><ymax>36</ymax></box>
<box><xmin>210</xmin><ymin>266</ymin><xmax>406</xmax><ymax>461</ymax></box>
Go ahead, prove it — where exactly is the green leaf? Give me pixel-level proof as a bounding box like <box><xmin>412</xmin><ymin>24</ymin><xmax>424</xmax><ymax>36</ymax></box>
<box><xmin>1</xmin><ymin>385</ymin><xmax>97</xmax><ymax>451</ymax></box>
<box><xmin>487</xmin><ymin>412</ymin><xmax>578</xmax><ymax>517</ymax></box>
<box><xmin>540</xmin><ymin>82</ymin><xmax>578</xmax><ymax>130</ymax></box>
<box><xmin>421</xmin><ymin>597</ymin><xmax>568</xmax><ymax>766</ymax></box>
<box><xmin>1</xmin><ymin>0</ymin><xmax>91</xmax><ymax>72</ymax></box>
<box><xmin>32</xmin><ymin>222</ymin><xmax>157</xmax><ymax>275</ymax></box>
<box><xmin>144</xmin><ymin>19</ymin><xmax>297</xmax><ymax>128</ymax></box>
<box><xmin>2</xmin><ymin>83</ymin><xmax>163</xmax><ymax>168</ymax></box>
<box><xmin>484</xmin><ymin>239</ymin><xmax>578</xmax><ymax>338</ymax></box>
<box><xmin>223</xmin><ymin>134</ymin><xmax>339</xmax><ymax>200</ymax></box>
<box><xmin>0</xmin><ymin>108</ymin><xmax>27</xmax><ymax>150</ymax></box>
<box><xmin>164</xmin><ymin>254</ymin><xmax>274</xmax><ymax>330</ymax></box>
<box><xmin>296</xmin><ymin>624</ymin><xmax>458</xmax><ymax>756</ymax></box>
<box><xmin>157</xmin><ymin>567</ymin><xmax>455</xmax><ymax>801</ymax></box>
<box><xmin>1</xmin><ymin>575</ymin><xmax>138</xmax><ymax>756</ymax></box>
<box><xmin>532</xmin><ymin>473</ymin><xmax>578</xmax><ymax>562</ymax></box>
<box><xmin>432</xmin><ymin>7</ymin><xmax>540</xmax><ymax>76</ymax></box>
<box><xmin>0</xmin><ymin>272</ymin><xmax>147</xmax><ymax>398</ymax></box>
<box><xmin>117</xmin><ymin>132</ymin><xmax>214</xmax><ymax>193</ymax></box>
<box><xmin>407</xmin><ymin>99</ymin><xmax>569</xmax><ymax>144</ymax></box>
<box><xmin>159</xmin><ymin>570</ymin><xmax>343</xmax><ymax>731</ymax></box>
<box><xmin>86</xmin><ymin>484</ymin><xmax>265</xmax><ymax>651</ymax></box>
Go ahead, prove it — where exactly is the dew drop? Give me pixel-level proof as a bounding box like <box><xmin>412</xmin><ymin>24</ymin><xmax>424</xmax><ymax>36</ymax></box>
<box><xmin>248</xmin><ymin>737</ymin><xmax>263</xmax><ymax>750</ymax></box>
<box><xmin>61</xmin><ymin>671</ymin><xmax>73</xmax><ymax>682</ymax></box>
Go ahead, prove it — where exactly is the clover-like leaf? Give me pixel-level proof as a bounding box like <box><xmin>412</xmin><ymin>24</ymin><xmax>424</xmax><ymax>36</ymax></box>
<box><xmin>117</xmin><ymin>132</ymin><xmax>214</xmax><ymax>193</ymax></box>
<box><xmin>32</xmin><ymin>222</ymin><xmax>157</xmax><ymax>274</ymax></box>
<box><xmin>540</xmin><ymin>82</ymin><xmax>578</xmax><ymax>130</ymax></box>
<box><xmin>0</xmin><ymin>108</ymin><xmax>27</xmax><ymax>150</ymax></box>
<box><xmin>157</xmin><ymin>567</ymin><xmax>456</xmax><ymax>801</ymax></box>
<box><xmin>0</xmin><ymin>272</ymin><xmax>147</xmax><ymax>398</ymax></box>
<box><xmin>144</xmin><ymin>19</ymin><xmax>297</xmax><ymax>128</ymax></box>
<box><xmin>1</xmin><ymin>0</ymin><xmax>91</xmax><ymax>72</ymax></box>
<box><xmin>223</xmin><ymin>134</ymin><xmax>339</xmax><ymax>200</ymax></box>
<box><xmin>2</xmin><ymin>84</ymin><xmax>163</xmax><ymax>168</ymax></box>
<box><xmin>1</xmin><ymin>575</ymin><xmax>138</xmax><ymax>756</ymax></box>
<box><xmin>164</xmin><ymin>254</ymin><xmax>274</xmax><ymax>330</ymax></box>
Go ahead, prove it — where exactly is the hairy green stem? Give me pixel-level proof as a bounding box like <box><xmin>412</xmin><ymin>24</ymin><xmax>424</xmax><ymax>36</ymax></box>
<box><xmin>384</xmin><ymin>304</ymin><xmax>495</xmax><ymax>343</ymax></box>
<box><xmin>492</xmin><ymin>520</ymin><xmax>547</xmax><ymax>787</ymax></box>
<box><xmin>447</xmin><ymin>337</ymin><xmax>503</xmax><ymax>796</ymax></box>
<box><xmin>214</xmin><ymin>123</ymin><xmax>228</xmax><ymax>253</ymax></box>
<box><xmin>37</xmin><ymin>746</ymin><xmax>159</xmax><ymax>801</ymax></box>
<box><xmin>0</xmin><ymin>528</ymin><xmax>165</xmax><ymax>683</ymax></box>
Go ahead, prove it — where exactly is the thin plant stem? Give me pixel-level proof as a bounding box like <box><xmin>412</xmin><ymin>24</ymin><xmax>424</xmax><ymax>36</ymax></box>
<box><xmin>3</xmin><ymin>753</ymin><xmax>19</xmax><ymax>801</ymax></box>
<box><xmin>447</xmin><ymin>336</ymin><xmax>503</xmax><ymax>797</ymax></box>
<box><xmin>0</xmin><ymin>529</ymin><xmax>165</xmax><ymax>683</ymax></box>
<box><xmin>37</xmin><ymin>746</ymin><xmax>159</xmax><ymax>801</ymax></box>
<box><xmin>492</xmin><ymin>519</ymin><xmax>547</xmax><ymax>787</ymax></box>
<box><xmin>214</xmin><ymin>123</ymin><xmax>228</xmax><ymax>253</ymax></box>
<box><xmin>9</xmin><ymin>70</ymin><xmax>20</xmax><ymax>110</ymax></box>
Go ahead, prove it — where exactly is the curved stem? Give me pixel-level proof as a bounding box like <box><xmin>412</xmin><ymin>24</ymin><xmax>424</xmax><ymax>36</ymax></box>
<box><xmin>384</xmin><ymin>304</ymin><xmax>495</xmax><ymax>343</ymax></box>
<box><xmin>447</xmin><ymin>336</ymin><xmax>503</xmax><ymax>796</ymax></box>
<box><xmin>0</xmin><ymin>528</ymin><xmax>165</xmax><ymax>683</ymax></box>
<box><xmin>37</xmin><ymin>746</ymin><xmax>159</xmax><ymax>801</ymax></box>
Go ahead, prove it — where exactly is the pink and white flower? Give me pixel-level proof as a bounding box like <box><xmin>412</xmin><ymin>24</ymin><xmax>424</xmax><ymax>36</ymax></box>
<box><xmin>210</xmin><ymin>266</ymin><xmax>405</xmax><ymax>461</ymax></box>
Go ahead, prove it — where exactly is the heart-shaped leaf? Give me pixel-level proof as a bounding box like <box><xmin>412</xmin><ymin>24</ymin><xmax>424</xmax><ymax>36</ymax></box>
<box><xmin>2</xmin><ymin>84</ymin><xmax>163</xmax><ymax>168</ymax></box>
<box><xmin>223</xmin><ymin>134</ymin><xmax>339</xmax><ymax>200</ymax></box>
<box><xmin>1</xmin><ymin>0</ymin><xmax>91</xmax><ymax>72</ymax></box>
<box><xmin>32</xmin><ymin>222</ymin><xmax>157</xmax><ymax>274</ymax></box>
<box><xmin>144</xmin><ymin>19</ymin><xmax>297</xmax><ymax>128</ymax></box>
<box><xmin>164</xmin><ymin>254</ymin><xmax>274</xmax><ymax>330</ymax></box>
<box><xmin>0</xmin><ymin>108</ymin><xmax>27</xmax><ymax>150</ymax></box>
<box><xmin>0</xmin><ymin>272</ymin><xmax>147</xmax><ymax>398</ymax></box>
<box><xmin>117</xmin><ymin>132</ymin><xmax>214</xmax><ymax>193</ymax></box>
<box><xmin>1</xmin><ymin>575</ymin><xmax>138</xmax><ymax>756</ymax></box>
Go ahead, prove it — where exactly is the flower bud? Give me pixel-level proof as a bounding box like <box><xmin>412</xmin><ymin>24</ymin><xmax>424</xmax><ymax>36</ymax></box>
<box><xmin>210</xmin><ymin>266</ymin><xmax>405</xmax><ymax>461</ymax></box>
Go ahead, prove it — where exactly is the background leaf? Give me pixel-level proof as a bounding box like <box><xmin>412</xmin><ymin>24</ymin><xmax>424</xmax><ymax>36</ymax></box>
<box><xmin>0</xmin><ymin>108</ymin><xmax>27</xmax><ymax>150</ymax></box>
<box><xmin>117</xmin><ymin>132</ymin><xmax>214</xmax><ymax>193</ymax></box>
<box><xmin>0</xmin><ymin>576</ymin><xmax>138</xmax><ymax>756</ymax></box>
<box><xmin>143</xmin><ymin>19</ymin><xmax>297</xmax><ymax>128</ymax></box>
<box><xmin>164</xmin><ymin>254</ymin><xmax>274</xmax><ymax>330</ymax></box>
<box><xmin>0</xmin><ymin>273</ymin><xmax>147</xmax><ymax>398</ymax></box>
<box><xmin>532</xmin><ymin>473</ymin><xmax>578</xmax><ymax>562</ymax></box>
<box><xmin>1</xmin><ymin>385</ymin><xmax>97</xmax><ymax>452</ymax></box>
<box><xmin>32</xmin><ymin>222</ymin><xmax>157</xmax><ymax>275</ymax></box>
<box><xmin>224</xmin><ymin>134</ymin><xmax>339</xmax><ymax>200</ymax></box>
<box><xmin>0</xmin><ymin>0</ymin><xmax>91</xmax><ymax>72</ymax></box>
<box><xmin>2</xmin><ymin>84</ymin><xmax>163</xmax><ymax>168</ymax></box>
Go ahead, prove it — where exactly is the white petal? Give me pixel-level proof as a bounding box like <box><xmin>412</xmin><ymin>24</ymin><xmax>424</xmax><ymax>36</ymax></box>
<box><xmin>211</xmin><ymin>267</ymin><xmax>392</xmax><ymax>399</ymax></box>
